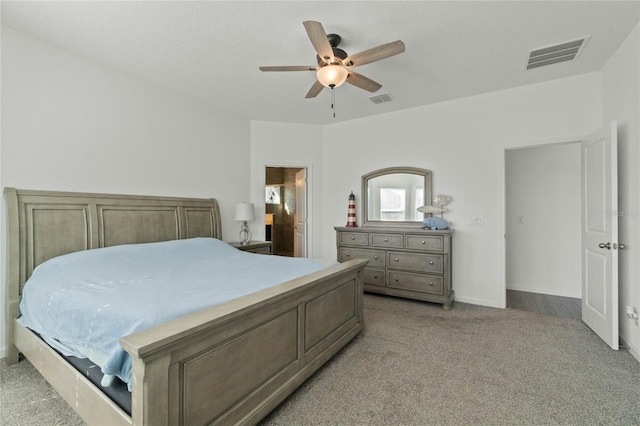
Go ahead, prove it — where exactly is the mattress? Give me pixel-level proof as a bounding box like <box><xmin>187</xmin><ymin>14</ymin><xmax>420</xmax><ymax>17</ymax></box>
<box><xmin>18</xmin><ymin>238</ymin><xmax>325</xmax><ymax>390</ymax></box>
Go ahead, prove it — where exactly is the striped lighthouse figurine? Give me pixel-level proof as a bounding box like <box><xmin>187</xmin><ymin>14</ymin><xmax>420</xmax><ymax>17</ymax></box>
<box><xmin>346</xmin><ymin>191</ymin><xmax>357</xmax><ymax>227</ymax></box>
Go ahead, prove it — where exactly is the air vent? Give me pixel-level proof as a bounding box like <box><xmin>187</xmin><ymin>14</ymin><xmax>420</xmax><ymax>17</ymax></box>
<box><xmin>526</xmin><ymin>36</ymin><xmax>590</xmax><ymax>70</ymax></box>
<box><xmin>369</xmin><ymin>93</ymin><xmax>394</xmax><ymax>104</ymax></box>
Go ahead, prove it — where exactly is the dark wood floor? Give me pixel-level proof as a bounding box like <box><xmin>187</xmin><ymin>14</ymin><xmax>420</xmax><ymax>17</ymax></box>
<box><xmin>507</xmin><ymin>290</ymin><xmax>581</xmax><ymax>320</ymax></box>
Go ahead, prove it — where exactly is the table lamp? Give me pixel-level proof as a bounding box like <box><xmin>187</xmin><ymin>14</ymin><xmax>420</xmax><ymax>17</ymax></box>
<box><xmin>235</xmin><ymin>202</ymin><xmax>255</xmax><ymax>245</ymax></box>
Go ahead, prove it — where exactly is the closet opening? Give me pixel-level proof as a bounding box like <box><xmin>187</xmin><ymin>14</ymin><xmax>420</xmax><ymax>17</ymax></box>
<box><xmin>504</xmin><ymin>142</ymin><xmax>582</xmax><ymax>319</ymax></box>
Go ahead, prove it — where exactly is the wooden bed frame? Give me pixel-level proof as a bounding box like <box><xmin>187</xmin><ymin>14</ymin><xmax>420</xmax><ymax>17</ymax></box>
<box><xmin>4</xmin><ymin>188</ymin><xmax>367</xmax><ymax>425</ymax></box>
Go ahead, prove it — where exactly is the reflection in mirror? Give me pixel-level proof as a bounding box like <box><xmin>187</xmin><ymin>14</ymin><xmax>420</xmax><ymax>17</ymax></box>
<box><xmin>368</xmin><ymin>174</ymin><xmax>424</xmax><ymax>221</ymax></box>
<box><xmin>362</xmin><ymin>167</ymin><xmax>432</xmax><ymax>226</ymax></box>
<box><xmin>265</xmin><ymin>185</ymin><xmax>281</xmax><ymax>204</ymax></box>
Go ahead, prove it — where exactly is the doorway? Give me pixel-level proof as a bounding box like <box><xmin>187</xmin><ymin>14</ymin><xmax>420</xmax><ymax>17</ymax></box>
<box><xmin>505</xmin><ymin>142</ymin><xmax>582</xmax><ymax>314</ymax></box>
<box><xmin>265</xmin><ymin>166</ymin><xmax>306</xmax><ymax>257</ymax></box>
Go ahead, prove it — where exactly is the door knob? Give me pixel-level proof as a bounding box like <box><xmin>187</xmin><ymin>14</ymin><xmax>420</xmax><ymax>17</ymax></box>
<box><xmin>598</xmin><ymin>242</ymin><xmax>611</xmax><ymax>249</ymax></box>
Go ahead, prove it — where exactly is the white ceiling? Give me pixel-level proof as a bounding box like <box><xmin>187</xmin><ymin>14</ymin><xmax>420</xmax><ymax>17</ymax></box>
<box><xmin>2</xmin><ymin>1</ymin><xmax>639</xmax><ymax>125</ymax></box>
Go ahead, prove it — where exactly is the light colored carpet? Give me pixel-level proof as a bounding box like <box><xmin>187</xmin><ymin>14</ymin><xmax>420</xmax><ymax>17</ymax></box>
<box><xmin>1</xmin><ymin>351</ymin><xmax>85</xmax><ymax>426</ymax></box>
<box><xmin>2</xmin><ymin>294</ymin><xmax>639</xmax><ymax>425</ymax></box>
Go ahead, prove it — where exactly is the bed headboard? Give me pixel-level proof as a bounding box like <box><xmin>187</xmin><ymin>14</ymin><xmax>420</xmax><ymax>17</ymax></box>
<box><xmin>4</xmin><ymin>188</ymin><xmax>222</xmax><ymax>357</ymax></box>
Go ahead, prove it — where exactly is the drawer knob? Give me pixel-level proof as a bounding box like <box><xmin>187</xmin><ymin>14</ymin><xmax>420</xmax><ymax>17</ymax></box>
<box><xmin>395</xmin><ymin>258</ymin><xmax>399</xmax><ymax>262</ymax></box>
<box><xmin>394</xmin><ymin>278</ymin><xmax>399</xmax><ymax>282</ymax></box>
<box><xmin>384</xmin><ymin>238</ymin><xmax>388</xmax><ymax>242</ymax></box>
<box><xmin>374</xmin><ymin>275</ymin><xmax>378</xmax><ymax>279</ymax></box>
<box><xmin>421</xmin><ymin>240</ymin><xmax>426</xmax><ymax>244</ymax></box>
<box><xmin>374</xmin><ymin>256</ymin><xmax>379</xmax><ymax>260</ymax></box>
<box><xmin>429</xmin><ymin>282</ymin><xmax>434</xmax><ymax>286</ymax></box>
<box><xmin>429</xmin><ymin>261</ymin><xmax>434</xmax><ymax>265</ymax></box>
<box><xmin>345</xmin><ymin>253</ymin><xmax>350</xmax><ymax>257</ymax></box>
<box><xmin>351</xmin><ymin>236</ymin><xmax>356</xmax><ymax>240</ymax></box>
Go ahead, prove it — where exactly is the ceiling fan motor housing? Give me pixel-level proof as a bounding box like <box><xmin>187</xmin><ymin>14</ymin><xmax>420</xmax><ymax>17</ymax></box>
<box><xmin>316</xmin><ymin>48</ymin><xmax>347</xmax><ymax>65</ymax></box>
<box><xmin>316</xmin><ymin>33</ymin><xmax>348</xmax><ymax>65</ymax></box>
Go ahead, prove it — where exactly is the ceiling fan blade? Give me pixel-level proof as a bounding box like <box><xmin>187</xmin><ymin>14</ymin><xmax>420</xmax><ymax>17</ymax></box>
<box><xmin>343</xmin><ymin>40</ymin><xmax>406</xmax><ymax>67</ymax></box>
<box><xmin>345</xmin><ymin>71</ymin><xmax>382</xmax><ymax>93</ymax></box>
<box><xmin>305</xmin><ymin>80</ymin><xmax>325</xmax><ymax>98</ymax></box>
<box><xmin>259</xmin><ymin>66</ymin><xmax>316</xmax><ymax>72</ymax></box>
<box><xmin>303</xmin><ymin>21</ymin><xmax>334</xmax><ymax>63</ymax></box>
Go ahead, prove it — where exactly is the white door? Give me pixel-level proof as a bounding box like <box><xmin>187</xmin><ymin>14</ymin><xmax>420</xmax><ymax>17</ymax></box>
<box><xmin>581</xmin><ymin>121</ymin><xmax>619</xmax><ymax>350</ymax></box>
<box><xmin>294</xmin><ymin>169</ymin><xmax>307</xmax><ymax>258</ymax></box>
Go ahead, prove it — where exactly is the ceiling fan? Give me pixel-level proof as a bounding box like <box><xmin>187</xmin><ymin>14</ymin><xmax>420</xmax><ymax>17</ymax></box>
<box><xmin>259</xmin><ymin>21</ymin><xmax>405</xmax><ymax>98</ymax></box>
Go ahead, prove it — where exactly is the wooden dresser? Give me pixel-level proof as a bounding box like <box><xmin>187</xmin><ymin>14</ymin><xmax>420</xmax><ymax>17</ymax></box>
<box><xmin>335</xmin><ymin>226</ymin><xmax>454</xmax><ymax>309</ymax></box>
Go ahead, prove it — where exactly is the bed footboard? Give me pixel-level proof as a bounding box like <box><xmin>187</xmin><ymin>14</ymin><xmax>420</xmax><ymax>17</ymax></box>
<box><xmin>120</xmin><ymin>258</ymin><xmax>367</xmax><ymax>426</ymax></box>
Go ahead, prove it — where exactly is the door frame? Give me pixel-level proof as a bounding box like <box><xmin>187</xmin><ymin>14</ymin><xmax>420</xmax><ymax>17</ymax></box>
<box><xmin>262</xmin><ymin>162</ymin><xmax>313</xmax><ymax>258</ymax></box>
<box><xmin>504</xmin><ymin>140</ymin><xmax>583</xmax><ymax>298</ymax></box>
<box><xmin>501</xmin><ymin>134</ymin><xmax>585</xmax><ymax>310</ymax></box>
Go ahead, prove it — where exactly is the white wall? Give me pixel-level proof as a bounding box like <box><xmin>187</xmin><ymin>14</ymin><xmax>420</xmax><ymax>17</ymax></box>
<box><xmin>318</xmin><ymin>73</ymin><xmax>601</xmax><ymax>308</ymax></box>
<box><xmin>505</xmin><ymin>143</ymin><xmax>582</xmax><ymax>298</ymax></box>
<box><xmin>249</xmin><ymin>121</ymin><xmax>323</xmax><ymax>258</ymax></box>
<box><xmin>602</xmin><ymin>23</ymin><xmax>640</xmax><ymax>360</ymax></box>
<box><xmin>1</xmin><ymin>28</ymin><xmax>251</xmax><ymax>357</ymax></box>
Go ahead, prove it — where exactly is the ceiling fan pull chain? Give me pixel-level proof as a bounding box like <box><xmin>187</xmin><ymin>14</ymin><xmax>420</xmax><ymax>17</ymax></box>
<box><xmin>331</xmin><ymin>86</ymin><xmax>336</xmax><ymax>118</ymax></box>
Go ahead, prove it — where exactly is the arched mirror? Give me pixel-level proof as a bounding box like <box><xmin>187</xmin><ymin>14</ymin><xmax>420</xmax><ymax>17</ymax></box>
<box><xmin>362</xmin><ymin>167</ymin><xmax>432</xmax><ymax>226</ymax></box>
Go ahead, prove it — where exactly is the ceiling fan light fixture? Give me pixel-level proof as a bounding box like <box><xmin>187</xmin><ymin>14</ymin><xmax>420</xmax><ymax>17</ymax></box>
<box><xmin>259</xmin><ymin>21</ymin><xmax>405</xmax><ymax>99</ymax></box>
<box><xmin>316</xmin><ymin>64</ymin><xmax>348</xmax><ymax>88</ymax></box>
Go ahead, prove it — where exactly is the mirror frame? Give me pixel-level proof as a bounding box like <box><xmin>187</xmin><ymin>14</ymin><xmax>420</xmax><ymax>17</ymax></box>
<box><xmin>361</xmin><ymin>167</ymin><xmax>432</xmax><ymax>227</ymax></box>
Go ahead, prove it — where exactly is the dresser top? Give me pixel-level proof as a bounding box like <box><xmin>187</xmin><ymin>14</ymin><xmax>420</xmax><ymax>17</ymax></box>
<box><xmin>334</xmin><ymin>226</ymin><xmax>453</xmax><ymax>235</ymax></box>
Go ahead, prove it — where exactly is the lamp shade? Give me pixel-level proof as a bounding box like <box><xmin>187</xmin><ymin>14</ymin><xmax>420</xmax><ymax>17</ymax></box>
<box><xmin>234</xmin><ymin>202</ymin><xmax>255</xmax><ymax>221</ymax></box>
<box><xmin>316</xmin><ymin>64</ymin><xmax>348</xmax><ymax>88</ymax></box>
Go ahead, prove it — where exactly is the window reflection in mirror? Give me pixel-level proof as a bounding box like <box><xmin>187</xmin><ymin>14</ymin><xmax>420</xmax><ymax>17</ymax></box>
<box><xmin>380</xmin><ymin>188</ymin><xmax>406</xmax><ymax>220</ymax></box>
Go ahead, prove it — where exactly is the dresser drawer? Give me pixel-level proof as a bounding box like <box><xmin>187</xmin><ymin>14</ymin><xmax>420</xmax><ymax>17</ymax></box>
<box><xmin>405</xmin><ymin>235</ymin><xmax>444</xmax><ymax>252</ymax></box>
<box><xmin>388</xmin><ymin>251</ymin><xmax>443</xmax><ymax>273</ymax></box>
<box><xmin>370</xmin><ymin>233</ymin><xmax>403</xmax><ymax>248</ymax></box>
<box><xmin>247</xmin><ymin>246</ymin><xmax>271</xmax><ymax>254</ymax></box>
<box><xmin>339</xmin><ymin>248</ymin><xmax>385</xmax><ymax>268</ymax></box>
<box><xmin>363</xmin><ymin>268</ymin><xmax>385</xmax><ymax>287</ymax></box>
<box><xmin>388</xmin><ymin>271</ymin><xmax>444</xmax><ymax>295</ymax></box>
<box><xmin>339</xmin><ymin>232</ymin><xmax>369</xmax><ymax>246</ymax></box>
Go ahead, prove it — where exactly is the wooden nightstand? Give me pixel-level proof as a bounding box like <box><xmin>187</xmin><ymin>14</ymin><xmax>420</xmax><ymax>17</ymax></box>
<box><xmin>229</xmin><ymin>241</ymin><xmax>272</xmax><ymax>255</ymax></box>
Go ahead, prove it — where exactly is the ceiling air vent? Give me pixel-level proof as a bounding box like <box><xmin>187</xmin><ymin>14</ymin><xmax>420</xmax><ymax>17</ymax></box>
<box><xmin>526</xmin><ymin>36</ymin><xmax>590</xmax><ymax>70</ymax></box>
<box><xmin>369</xmin><ymin>93</ymin><xmax>394</xmax><ymax>104</ymax></box>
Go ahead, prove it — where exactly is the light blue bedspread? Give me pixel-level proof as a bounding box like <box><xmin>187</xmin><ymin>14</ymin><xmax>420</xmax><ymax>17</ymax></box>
<box><xmin>18</xmin><ymin>238</ymin><xmax>324</xmax><ymax>390</ymax></box>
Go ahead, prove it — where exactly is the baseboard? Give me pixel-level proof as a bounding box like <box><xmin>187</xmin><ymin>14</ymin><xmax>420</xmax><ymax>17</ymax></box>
<box><xmin>620</xmin><ymin>336</ymin><xmax>640</xmax><ymax>363</ymax></box>
<box><xmin>506</xmin><ymin>284</ymin><xmax>581</xmax><ymax>299</ymax></box>
<box><xmin>0</xmin><ymin>346</ymin><xmax>6</xmax><ymax>360</ymax></box>
<box><xmin>454</xmin><ymin>295</ymin><xmax>502</xmax><ymax>309</ymax></box>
